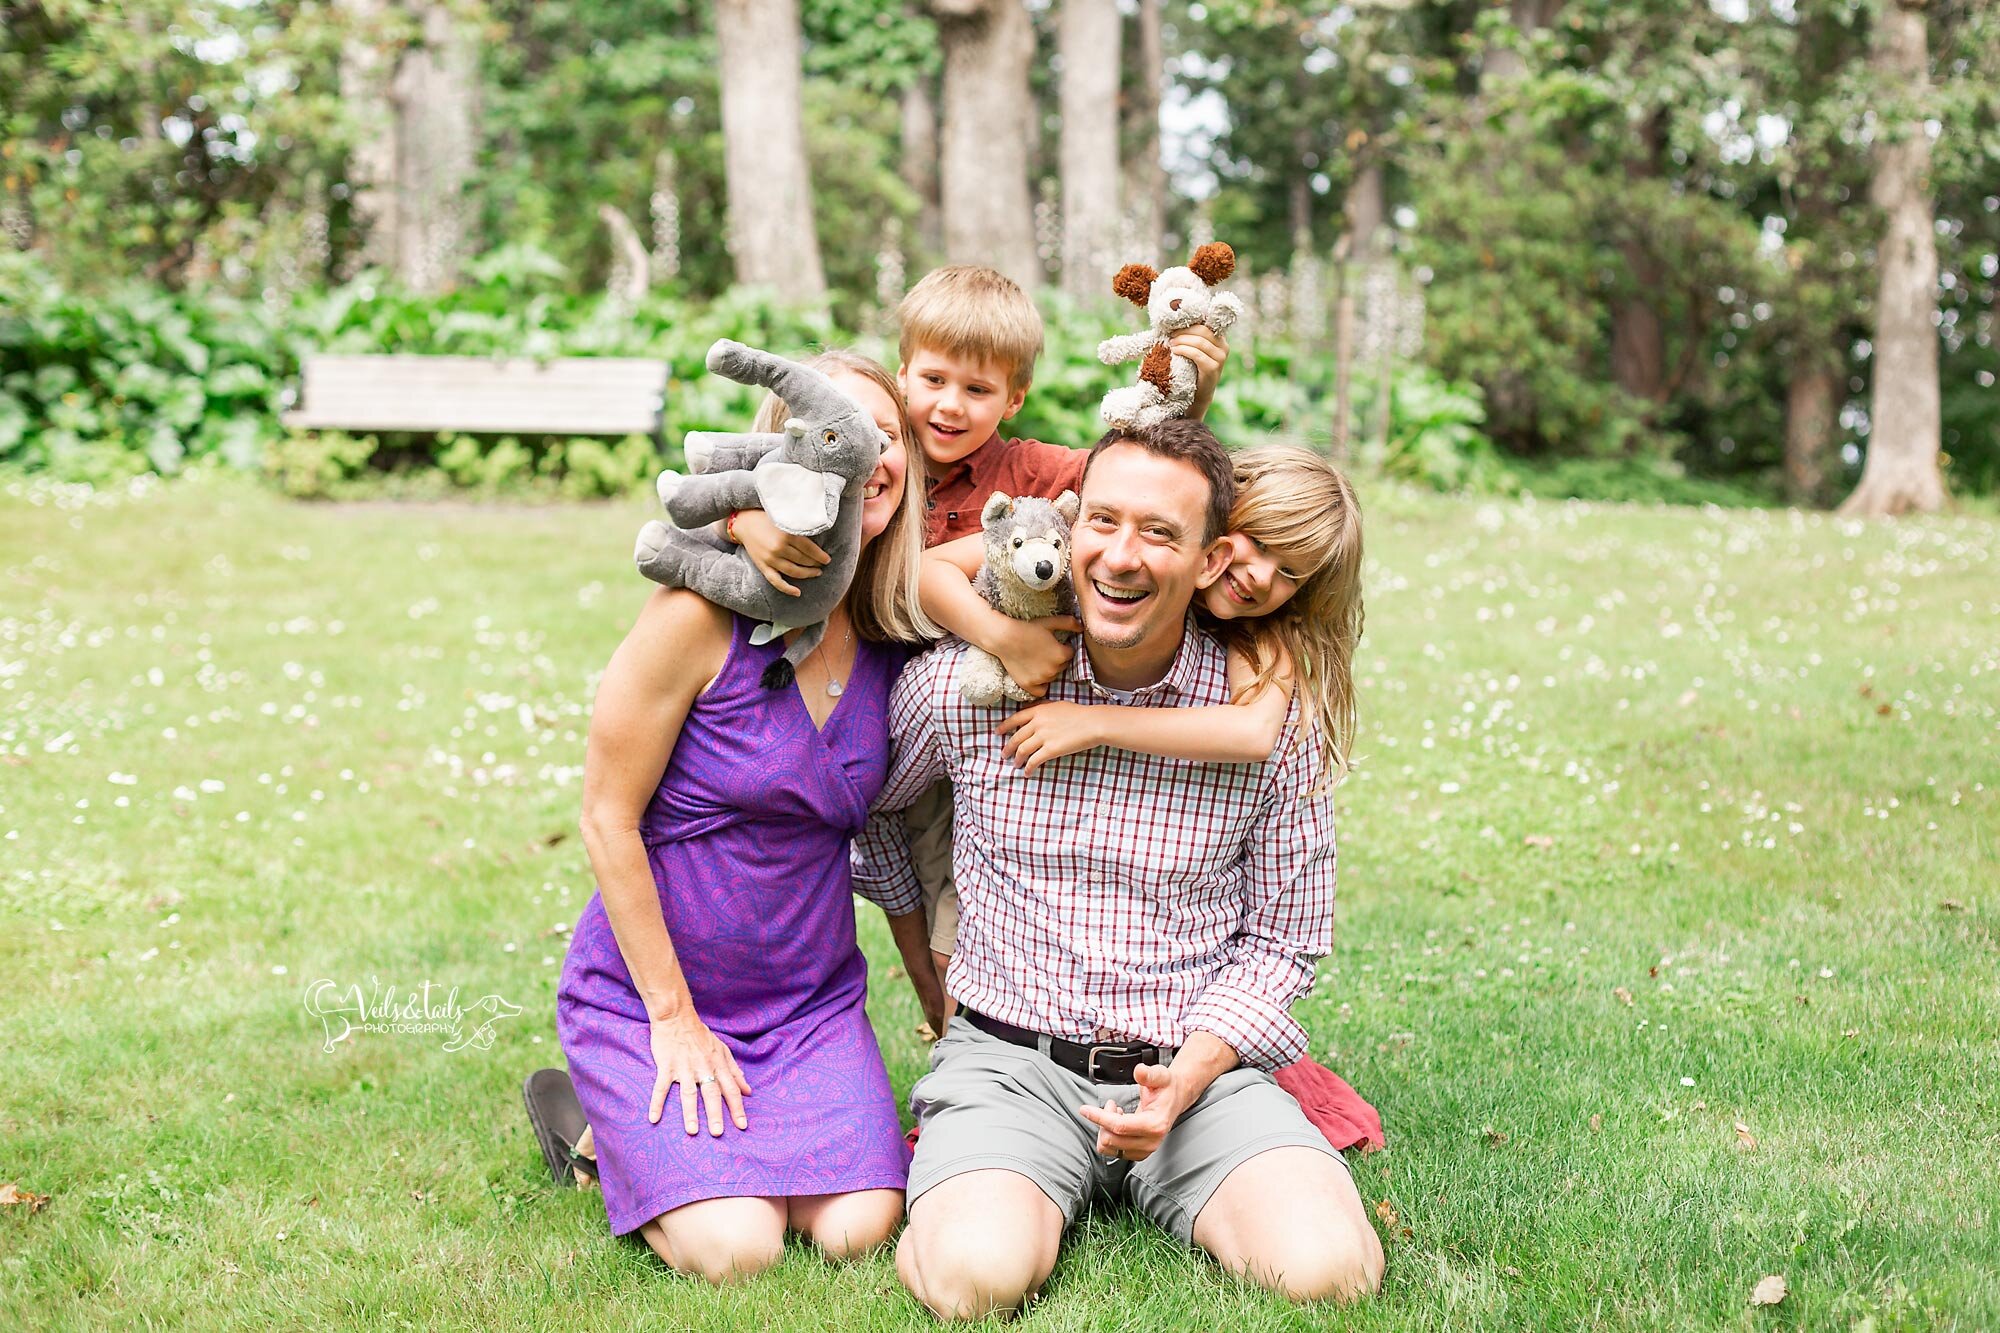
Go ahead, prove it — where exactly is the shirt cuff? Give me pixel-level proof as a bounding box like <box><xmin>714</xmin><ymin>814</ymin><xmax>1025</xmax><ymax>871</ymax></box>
<box><xmin>851</xmin><ymin>860</ymin><xmax>923</xmax><ymax>917</ymax></box>
<box><xmin>1184</xmin><ymin>984</ymin><xmax>1309</xmax><ymax>1072</ymax></box>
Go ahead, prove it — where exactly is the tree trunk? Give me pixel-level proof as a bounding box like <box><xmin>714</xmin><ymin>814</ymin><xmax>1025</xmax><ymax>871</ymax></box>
<box><xmin>1841</xmin><ymin>0</ymin><xmax>1945</xmax><ymax>516</ymax></box>
<box><xmin>388</xmin><ymin>1</ymin><xmax>479</xmax><ymax>293</ymax></box>
<box><xmin>932</xmin><ymin>0</ymin><xmax>1041</xmax><ymax>289</ymax></box>
<box><xmin>1481</xmin><ymin>0</ymin><xmax>1562</xmax><ymax>88</ymax></box>
<box><xmin>715</xmin><ymin>0</ymin><xmax>827</xmax><ymax>300</ymax></box>
<box><xmin>1785</xmin><ymin>365</ymin><xmax>1840</xmax><ymax>506</ymax></box>
<box><xmin>1610</xmin><ymin>112</ymin><xmax>1667</xmax><ymax>411</ymax></box>
<box><xmin>1059</xmin><ymin>0</ymin><xmax>1122</xmax><ymax>296</ymax></box>
<box><xmin>1332</xmin><ymin>161</ymin><xmax>1385</xmax><ymax>458</ymax></box>
<box><xmin>337</xmin><ymin>0</ymin><xmax>398</xmax><ymax>278</ymax></box>
<box><xmin>900</xmin><ymin>73</ymin><xmax>943</xmax><ymax>261</ymax></box>
<box><xmin>1123</xmin><ymin>0</ymin><xmax>1168</xmax><ymax>257</ymax></box>
<box><xmin>600</xmin><ymin>204</ymin><xmax>649</xmax><ymax>307</ymax></box>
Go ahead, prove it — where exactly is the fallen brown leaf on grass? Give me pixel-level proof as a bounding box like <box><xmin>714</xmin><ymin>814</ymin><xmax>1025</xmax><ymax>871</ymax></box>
<box><xmin>1941</xmin><ymin>899</ymin><xmax>1963</xmax><ymax>913</ymax></box>
<box><xmin>914</xmin><ymin>1021</ymin><xmax>937</xmax><ymax>1043</ymax></box>
<box><xmin>1589</xmin><ymin>1113</ymin><xmax>1603</xmax><ymax>1133</ymax></box>
<box><xmin>1613</xmin><ymin>986</ymin><xmax>1633</xmax><ymax>1006</ymax></box>
<box><xmin>1749</xmin><ymin>1274</ymin><xmax>1787</xmax><ymax>1306</ymax></box>
<box><xmin>1482</xmin><ymin>1125</ymin><xmax>1509</xmax><ymax>1147</ymax></box>
<box><xmin>0</xmin><ymin>1182</ymin><xmax>49</xmax><ymax>1213</ymax></box>
<box><xmin>1735</xmin><ymin>1121</ymin><xmax>1758</xmax><ymax>1150</ymax></box>
<box><xmin>1375</xmin><ymin>1199</ymin><xmax>1399</xmax><ymax>1229</ymax></box>
<box><xmin>1522</xmin><ymin>834</ymin><xmax>1554</xmax><ymax>849</ymax></box>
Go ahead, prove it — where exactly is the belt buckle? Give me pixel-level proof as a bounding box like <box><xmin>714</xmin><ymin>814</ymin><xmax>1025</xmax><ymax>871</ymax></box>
<box><xmin>1085</xmin><ymin>1041</ymin><xmax>1157</xmax><ymax>1083</ymax></box>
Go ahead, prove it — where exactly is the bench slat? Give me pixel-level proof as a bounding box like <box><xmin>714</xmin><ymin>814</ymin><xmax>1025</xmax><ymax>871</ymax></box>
<box><xmin>285</xmin><ymin>355</ymin><xmax>667</xmax><ymax>436</ymax></box>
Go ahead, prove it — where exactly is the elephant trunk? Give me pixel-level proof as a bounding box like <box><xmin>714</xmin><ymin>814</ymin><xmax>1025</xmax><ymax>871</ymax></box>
<box><xmin>704</xmin><ymin>339</ymin><xmax>854</xmax><ymax>425</ymax></box>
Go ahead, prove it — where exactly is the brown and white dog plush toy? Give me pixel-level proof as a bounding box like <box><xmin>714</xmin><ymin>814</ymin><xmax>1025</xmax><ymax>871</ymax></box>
<box><xmin>1096</xmin><ymin>242</ymin><xmax>1246</xmax><ymax>431</ymax></box>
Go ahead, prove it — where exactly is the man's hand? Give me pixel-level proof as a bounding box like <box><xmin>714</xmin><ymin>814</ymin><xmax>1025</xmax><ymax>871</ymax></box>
<box><xmin>995</xmin><ymin>700</ymin><xmax>1102</xmax><ymax>772</ymax></box>
<box><xmin>730</xmin><ymin>508</ymin><xmax>830</xmax><ymax>597</ymax></box>
<box><xmin>1077</xmin><ymin>1063</ymin><xmax>1191</xmax><ymax>1163</ymax></box>
<box><xmin>994</xmin><ymin>615</ymin><xmax>1081</xmax><ymax>699</ymax></box>
<box><xmin>1077</xmin><ymin>1031</ymin><xmax>1239</xmax><ymax>1161</ymax></box>
<box><xmin>1173</xmin><ymin>323</ymin><xmax>1231</xmax><ymax>422</ymax></box>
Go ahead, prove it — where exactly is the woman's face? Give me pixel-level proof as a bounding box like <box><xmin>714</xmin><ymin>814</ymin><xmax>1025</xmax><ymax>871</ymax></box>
<box><xmin>831</xmin><ymin>370</ymin><xmax>909</xmax><ymax>546</ymax></box>
<box><xmin>1199</xmin><ymin>531</ymin><xmax>1304</xmax><ymax>621</ymax></box>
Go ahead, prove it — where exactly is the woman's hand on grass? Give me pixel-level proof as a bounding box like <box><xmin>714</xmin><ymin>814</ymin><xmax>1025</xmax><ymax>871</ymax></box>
<box><xmin>732</xmin><ymin>509</ymin><xmax>829</xmax><ymax>597</ymax></box>
<box><xmin>996</xmin><ymin>700</ymin><xmax>1102</xmax><ymax>772</ymax></box>
<box><xmin>647</xmin><ymin>1009</ymin><xmax>751</xmax><ymax>1136</ymax></box>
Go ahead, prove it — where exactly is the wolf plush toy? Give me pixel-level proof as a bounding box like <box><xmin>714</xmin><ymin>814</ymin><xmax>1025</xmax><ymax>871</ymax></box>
<box><xmin>960</xmin><ymin>489</ymin><xmax>1081</xmax><ymax>707</ymax></box>
<box><xmin>1096</xmin><ymin>242</ymin><xmax>1246</xmax><ymax>431</ymax></box>
<box><xmin>634</xmin><ymin>339</ymin><xmax>885</xmax><ymax>689</ymax></box>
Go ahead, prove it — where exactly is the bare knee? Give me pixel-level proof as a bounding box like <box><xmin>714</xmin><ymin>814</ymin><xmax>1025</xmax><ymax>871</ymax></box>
<box><xmin>796</xmin><ymin>1189</ymin><xmax>903</xmax><ymax>1260</ymax></box>
<box><xmin>642</xmin><ymin>1201</ymin><xmax>786</xmax><ymax>1285</ymax></box>
<box><xmin>899</xmin><ymin>1175</ymin><xmax>1060</xmax><ymax>1321</ymax></box>
<box><xmin>1242</xmin><ymin>1223</ymin><xmax>1384</xmax><ymax>1303</ymax></box>
<box><xmin>1195</xmin><ymin>1147</ymin><xmax>1384</xmax><ymax>1304</ymax></box>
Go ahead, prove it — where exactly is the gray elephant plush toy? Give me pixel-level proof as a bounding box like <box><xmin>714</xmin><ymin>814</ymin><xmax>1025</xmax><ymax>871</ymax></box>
<box><xmin>633</xmin><ymin>339</ymin><xmax>885</xmax><ymax>690</ymax></box>
<box><xmin>961</xmin><ymin>489</ymin><xmax>1080</xmax><ymax>707</ymax></box>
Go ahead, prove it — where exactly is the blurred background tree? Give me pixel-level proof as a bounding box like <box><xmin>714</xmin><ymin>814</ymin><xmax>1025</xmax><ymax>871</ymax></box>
<box><xmin>2</xmin><ymin>0</ymin><xmax>1994</xmax><ymax>509</ymax></box>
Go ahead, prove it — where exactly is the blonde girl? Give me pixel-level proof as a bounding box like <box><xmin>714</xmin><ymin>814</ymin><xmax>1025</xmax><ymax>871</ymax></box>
<box><xmin>980</xmin><ymin>442</ymin><xmax>1363</xmax><ymax>778</ymax></box>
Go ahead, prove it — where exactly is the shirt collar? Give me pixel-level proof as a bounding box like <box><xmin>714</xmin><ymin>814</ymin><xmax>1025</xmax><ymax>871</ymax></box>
<box><xmin>927</xmin><ymin>431</ymin><xmax>1005</xmax><ymax>494</ymax></box>
<box><xmin>1070</xmin><ymin>615</ymin><xmax>1206</xmax><ymax>701</ymax></box>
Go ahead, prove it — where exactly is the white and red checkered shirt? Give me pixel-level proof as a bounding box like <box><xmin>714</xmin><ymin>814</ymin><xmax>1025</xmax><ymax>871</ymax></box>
<box><xmin>852</xmin><ymin>623</ymin><xmax>1337</xmax><ymax>1070</ymax></box>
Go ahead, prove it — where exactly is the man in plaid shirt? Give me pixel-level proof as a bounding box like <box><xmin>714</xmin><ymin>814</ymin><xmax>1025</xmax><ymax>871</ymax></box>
<box><xmin>854</xmin><ymin>420</ymin><xmax>1382</xmax><ymax>1317</ymax></box>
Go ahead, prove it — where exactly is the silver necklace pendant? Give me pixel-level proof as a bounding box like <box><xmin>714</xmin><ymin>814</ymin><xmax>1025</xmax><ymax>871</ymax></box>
<box><xmin>825</xmin><ymin>679</ymin><xmax>844</xmax><ymax>697</ymax></box>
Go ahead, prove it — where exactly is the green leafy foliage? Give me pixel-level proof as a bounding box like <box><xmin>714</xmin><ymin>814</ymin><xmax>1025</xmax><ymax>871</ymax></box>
<box><xmin>2</xmin><ymin>259</ymin><xmax>1515</xmax><ymax>495</ymax></box>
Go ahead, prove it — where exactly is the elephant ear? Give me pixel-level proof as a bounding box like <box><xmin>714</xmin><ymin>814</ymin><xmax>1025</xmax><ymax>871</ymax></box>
<box><xmin>757</xmin><ymin>462</ymin><xmax>837</xmax><ymax>536</ymax></box>
<box><xmin>1052</xmin><ymin>489</ymin><xmax>1080</xmax><ymax>526</ymax></box>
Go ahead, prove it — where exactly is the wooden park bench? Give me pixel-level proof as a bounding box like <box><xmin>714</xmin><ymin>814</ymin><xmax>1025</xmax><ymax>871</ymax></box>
<box><xmin>283</xmin><ymin>354</ymin><xmax>668</xmax><ymax>447</ymax></box>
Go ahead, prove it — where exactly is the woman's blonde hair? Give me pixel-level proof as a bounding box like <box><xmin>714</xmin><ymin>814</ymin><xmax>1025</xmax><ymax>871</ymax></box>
<box><xmin>1214</xmin><ymin>444</ymin><xmax>1365</xmax><ymax>785</ymax></box>
<box><xmin>748</xmin><ymin>350</ymin><xmax>937</xmax><ymax>645</ymax></box>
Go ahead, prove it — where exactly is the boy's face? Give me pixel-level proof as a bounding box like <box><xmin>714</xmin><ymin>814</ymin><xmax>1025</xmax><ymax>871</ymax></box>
<box><xmin>898</xmin><ymin>347</ymin><xmax>1027</xmax><ymax>475</ymax></box>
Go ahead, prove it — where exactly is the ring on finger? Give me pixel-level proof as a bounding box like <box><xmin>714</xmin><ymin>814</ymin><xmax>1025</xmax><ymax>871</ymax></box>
<box><xmin>697</xmin><ymin>1074</ymin><xmax>717</xmax><ymax>1086</ymax></box>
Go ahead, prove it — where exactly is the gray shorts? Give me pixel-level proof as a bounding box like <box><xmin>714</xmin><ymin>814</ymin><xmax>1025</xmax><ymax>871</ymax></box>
<box><xmin>906</xmin><ymin>1020</ymin><xmax>1344</xmax><ymax>1244</ymax></box>
<box><xmin>906</xmin><ymin>778</ymin><xmax>959</xmax><ymax>957</ymax></box>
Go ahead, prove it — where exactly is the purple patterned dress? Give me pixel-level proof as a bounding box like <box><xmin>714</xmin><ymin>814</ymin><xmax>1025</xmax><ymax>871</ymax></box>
<box><xmin>557</xmin><ymin>614</ymin><xmax>909</xmax><ymax>1235</ymax></box>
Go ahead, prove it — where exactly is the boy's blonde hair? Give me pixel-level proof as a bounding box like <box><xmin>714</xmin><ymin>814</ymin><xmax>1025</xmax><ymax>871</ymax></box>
<box><xmin>749</xmin><ymin>350</ymin><xmax>938</xmax><ymax>645</ymax></box>
<box><xmin>1214</xmin><ymin>444</ymin><xmax>1365</xmax><ymax>787</ymax></box>
<box><xmin>896</xmin><ymin>265</ymin><xmax>1044</xmax><ymax>391</ymax></box>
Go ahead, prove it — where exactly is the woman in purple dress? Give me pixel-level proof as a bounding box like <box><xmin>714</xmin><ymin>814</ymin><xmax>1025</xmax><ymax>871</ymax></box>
<box><xmin>559</xmin><ymin>352</ymin><xmax>935</xmax><ymax>1282</ymax></box>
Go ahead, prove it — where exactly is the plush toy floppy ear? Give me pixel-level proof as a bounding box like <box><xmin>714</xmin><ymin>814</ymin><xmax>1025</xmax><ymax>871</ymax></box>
<box><xmin>1052</xmin><ymin>489</ymin><xmax>1080</xmax><ymax>527</ymax></box>
<box><xmin>981</xmin><ymin>491</ymin><xmax>1015</xmax><ymax>527</ymax></box>
<box><xmin>1187</xmin><ymin>242</ymin><xmax>1236</xmax><ymax>286</ymax></box>
<box><xmin>1111</xmin><ymin>263</ymin><xmax>1158</xmax><ymax>307</ymax></box>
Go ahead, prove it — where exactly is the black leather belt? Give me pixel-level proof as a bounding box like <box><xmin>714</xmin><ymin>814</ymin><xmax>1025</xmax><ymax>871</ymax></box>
<box><xmin>961</xmin><ymin>1008</ymin><xmax>1174</xmax><ymax>1084</ymax></box>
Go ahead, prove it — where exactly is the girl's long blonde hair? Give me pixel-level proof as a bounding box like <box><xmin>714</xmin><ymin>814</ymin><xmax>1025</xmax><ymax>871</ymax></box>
<box><xmin>1213</xmin><ymin>444</ymin><xmax>1365</xmax><ymax>785</ymax></box>
<box><xmin>749</xmin><ymin>350</ymin><xmax>937</xmax><ymax>645</ymax></box>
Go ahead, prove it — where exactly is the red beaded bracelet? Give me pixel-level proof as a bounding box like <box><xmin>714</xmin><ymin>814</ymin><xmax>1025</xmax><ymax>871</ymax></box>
<box><xmin>725</xmin><ymin>510</ymin><xmax>740</xmax><ymax>543</ymax></box>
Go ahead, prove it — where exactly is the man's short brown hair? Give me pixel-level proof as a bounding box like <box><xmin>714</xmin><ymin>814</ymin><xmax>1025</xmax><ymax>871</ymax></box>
<box><xmin>1082</xmin><ymin>419</ymin><xmax>1236</xmax><ymax>544</ymax></box>
<box><xmin>896</xmin><ymin>265</ymin><xmax>1044</xmax><ymax>391</ymax></box>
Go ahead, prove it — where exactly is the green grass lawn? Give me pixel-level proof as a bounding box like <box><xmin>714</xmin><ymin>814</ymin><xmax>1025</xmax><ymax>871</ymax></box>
<box><xmin>2</xmin><ymin>473</ymin><xmax>1995</xmax><ymax>1330</ymax></box>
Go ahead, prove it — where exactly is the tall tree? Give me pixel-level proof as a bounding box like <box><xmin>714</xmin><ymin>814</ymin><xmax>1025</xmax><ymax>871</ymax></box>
<box><xmin>1059</xmin><ymin>0</ymin><xmax>1122</xmax><ymax>294</ymax></box>
<box><xmin>338</xmin><ymin>0</ymin><xmax>480</xmax><ymax>292</ymax></box>
<box><xmin>1122</xmin><ymin>0</ymin><xmax>1168</xmax><ymax>256</ymax></box>
<box><xmin>1843</xmin><ymin>0</ymin><xmax>1945</xmax><ymax>515</ymax></box>
<box><xmin>901</xmin><ymin>73</ymin><xmax>944</xmax><ymax>260</ymax></box>
<box><xmin>931</xmin><ymin>0</ymin><xmax>1040</xmax><ymax>287</ymax></box>
<box><xmin>715</xmin><ymin>0</ymin><xmax>827</xmax><ymax>299</ymax></box>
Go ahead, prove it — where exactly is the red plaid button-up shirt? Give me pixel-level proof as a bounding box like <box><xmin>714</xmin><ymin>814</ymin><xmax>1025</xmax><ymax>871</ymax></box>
<box><xmin>923</xmin><ymin>432</ymin><xmax>1089</xmax><ymax>547</ymax></box>
<box><xmin>852</xmin><ymin>624</ymin><xmax>1337</xmax><ymax>1070</ymax></box>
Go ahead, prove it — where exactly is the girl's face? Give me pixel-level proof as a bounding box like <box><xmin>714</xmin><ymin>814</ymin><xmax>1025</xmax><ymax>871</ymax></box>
<box><xmin>1200</xmin><ymin>531</ymin><xmax>1304</xmax><ymax>621</ymax></box>
<box><xmin>830</xmin><ymin>370</ymin><xmax>909</xmax><ymax>546</ymax></box>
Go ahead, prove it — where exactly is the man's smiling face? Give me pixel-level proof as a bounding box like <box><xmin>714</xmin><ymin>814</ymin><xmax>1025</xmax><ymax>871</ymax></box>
<box><xmin>1072</xmin><ymin>442</ymin><xmax>1233</xmax><ymax>664</ymax></box>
